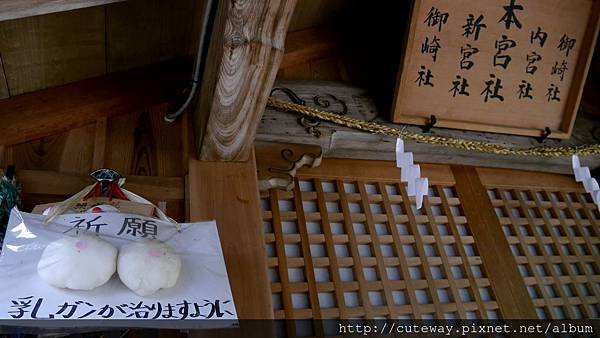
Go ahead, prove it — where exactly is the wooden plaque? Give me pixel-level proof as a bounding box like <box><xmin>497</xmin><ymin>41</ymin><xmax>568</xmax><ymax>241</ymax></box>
<box><xmin>392</xmin><ymin>0</ymin><xmax>600</xmax><ymax>139</ymax></box>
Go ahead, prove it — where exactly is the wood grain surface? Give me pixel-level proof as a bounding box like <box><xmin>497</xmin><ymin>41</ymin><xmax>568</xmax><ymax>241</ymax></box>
<box><xmin>260</xmin><ymin>81</ymin><xmax>600</xmax><ymax>174</ymax></box>
<box><xmin>195</xmin><ymin>0</ymin><xmax>297</xmax><ymax>161</ymax></box>
<box><xmin>0</xmin><ymin>60</ymin><xmax>188</xmax><ymax>146</ymax></box>
<box><xmin>393</xmin><ymin>0</ymin><xmax>600</xmax><ymax>139</ymax></box>
<box><xmin>452</xmin><ymin>165</ymin><xmax>538</xmax><ymax>318</ymax></box>
<box><xmin>0</xmin><ymin>0</ymin><xmax>124</xmax><ymax>22</ymax></box>
<box><xmin>0</xmin><ymin>6</ymin><xmax>106</xmax><ymax>95</ymax></box>
<box><xmin>187</xmin><ymin>151</ymin><xmax>274</xmax><ymax>319</ymax></box>
<box><xmin>105</xmin><ymin>0</ymin><xmax>197</xmax><ymax>72</ymax></box>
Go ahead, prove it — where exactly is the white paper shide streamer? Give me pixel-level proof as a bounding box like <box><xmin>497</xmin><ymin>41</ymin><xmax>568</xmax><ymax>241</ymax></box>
<box><xmin>396</xmin><ymin>139</ymin><xmax>429</xmax><ymax>209</ymax></box>
<box><xmin>572</xmin><ymin>155</ymin><xmax>600</xmax><ymax>211</ymax></box>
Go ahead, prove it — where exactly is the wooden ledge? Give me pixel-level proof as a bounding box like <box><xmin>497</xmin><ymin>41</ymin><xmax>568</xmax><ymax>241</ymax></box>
<box><xmin>259</xmin><ymin>81</ymin><xmax>600</xmax><ymax>174</ymax></box>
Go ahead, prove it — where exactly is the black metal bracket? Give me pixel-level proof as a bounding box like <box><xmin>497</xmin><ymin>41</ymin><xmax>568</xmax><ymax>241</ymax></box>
<box><xmin>271</xmin><ymin>87</ymin><xmax>322</xmax><ymax>138</ymax></box>
<box><xmin>313</xmin><ymin>93</ymin><xmax>348</xmax><ymax>115</ymax></box>
<box><xmin>536</xmin><ymin>127</ymin><xmax>552</xmax><ymax>143</ymax></box>
<box><xmin>270</xmin><ymin>87</ymin><xmax>306</xmax><ymax>106</ymax></box>
<box><xmin>422</xmin><ymin>115</ymin><xmax>437</xmax><ymax>133</ymax></box>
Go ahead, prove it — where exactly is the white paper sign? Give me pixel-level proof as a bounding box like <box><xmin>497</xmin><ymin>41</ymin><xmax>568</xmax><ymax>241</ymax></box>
<box><xmin>0</xmin><ymin>208</ymin><xmax>237</xmax><ymax>329</ymax></box>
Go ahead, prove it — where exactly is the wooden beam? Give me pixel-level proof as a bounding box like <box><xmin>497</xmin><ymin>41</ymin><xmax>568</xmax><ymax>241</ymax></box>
<box><xmin>195</xmin><ymin>0</ymin><xmax>297</xmax><ymax>161</ymax></box>
<box><xmin>0</xmin><ymin>0</ymin><xmax>124</xmax><ymax>22</ymax></box>
<box><xmin>10</xmin><ymin>169</ymin><xmax>184</xmax><ymax>201</ymax></box>
<box><xmin>187</xmin><ymin>150</ymin><xmax>273</xmax><ymax>320</ymax></box>
<box><xmin>296</xmin><ymin>157</ymin><xmax>456</xmax><ymax>186</ymax></box>
<box><xmin>452</xmin><ymin>165</ymin><xmax>538</xmax><ymax>319</ymax></box>
<box><xmin>259</xmin><ymin>81</ymin><xmax>600</xmax><ymax>174</ymax></box>
<box><xmin>0</xmin><ymin>60</ymin><xmax>188</xmax><ymax>146</ymax></box>
<box><xmin>476</xmin><ymin>167</ymin><xmax>583</xmax><ymax>191</ymax></box>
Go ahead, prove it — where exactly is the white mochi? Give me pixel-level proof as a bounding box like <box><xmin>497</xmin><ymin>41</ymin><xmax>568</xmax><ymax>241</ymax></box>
<box><xmin>117</xmin><ymin>240</ymin><xmax>181</xmax><ymax>296</ymax></box>
<box><xmin>38</xmin><ymin>234</ymin><xmax>117</xmax><ymax>290</ymax></box>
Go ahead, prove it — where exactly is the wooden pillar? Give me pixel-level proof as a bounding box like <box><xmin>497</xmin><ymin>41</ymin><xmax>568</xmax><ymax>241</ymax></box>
<box><xmin>187</xmin><ymin>150</ymin><xmax>273</xmax><ymax>320</ymax></box>
<box><xmin>452</xmin><ymin>165</ymin><xmax>538</xmax><ymax>319</ymax></box>
<box><xmin>195</xmin><ymin>0</ymin><xmax>297</xmax><ymax>161</ymax></box>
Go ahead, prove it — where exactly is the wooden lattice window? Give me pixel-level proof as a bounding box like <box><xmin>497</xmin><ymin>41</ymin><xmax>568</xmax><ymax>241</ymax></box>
<box><xmin>487</xmin><ymin>186</ymin><xmax>600</xmax><ymax>319</ymax></box>
<box><xmin>257</xmin><ymin>159</ymin><xmax>600</xmax><ymax>336</ymax></box>
<box><xmin>260</xmin><ymin>160</ymin><xmax>500</xmax><ymax>326</ymax></box>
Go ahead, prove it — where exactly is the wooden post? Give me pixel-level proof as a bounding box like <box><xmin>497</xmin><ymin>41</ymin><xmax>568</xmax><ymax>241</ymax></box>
<box><xmin>195</xmin><ymin>0</ymin><xmax>297</xmax><ymax>161</ymax></box>
<box><xmin>187</xmin><ymin>149</ymin><xmax>274</xmax><ymax>322</ymax></box>
<box><xmin>452</xmin><ymin>165</ymin><xmax>538</xmax><ymax>319</ymax></box>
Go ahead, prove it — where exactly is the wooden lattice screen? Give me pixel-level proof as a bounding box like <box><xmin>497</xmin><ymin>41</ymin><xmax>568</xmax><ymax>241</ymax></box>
<box><xmin>259</xmin><ymin>159</ymin><xmax>599</xmax><ymax>335</ymax></box>
<box><xmin>484</xmin><ymin>171</ymin><xmax>600</xmax><ymax>320</ymax></box>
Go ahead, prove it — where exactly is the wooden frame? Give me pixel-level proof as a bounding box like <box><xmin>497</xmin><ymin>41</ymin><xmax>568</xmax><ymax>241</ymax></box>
<box><xmin>392</xmin><ymin>0</ymin><xmax>600</xmax><ymax>139</ymax></box>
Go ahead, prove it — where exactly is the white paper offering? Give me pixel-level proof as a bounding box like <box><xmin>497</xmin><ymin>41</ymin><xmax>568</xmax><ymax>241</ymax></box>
<box><xmin>0</xmin><ymin>208</ymin><xmax>237</xmax><ymax>330</ymax></box>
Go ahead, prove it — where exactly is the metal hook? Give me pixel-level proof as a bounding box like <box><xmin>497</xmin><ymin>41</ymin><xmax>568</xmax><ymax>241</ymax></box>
<box><xmin>270</xmin><ymin>87</ymin><xmax>306</xmax><ymax>106</ymax></box>
<box><xmin>536</xmin><ymin>127</ymin><xmax>552</xmax><ymax>143</ymax></box>
<box><xmin>313</xmin><ymin>93</ymin><xmax>348</xmax><ymax>115</ymax></box>
<box><xmin>271</xmin><ymin>87</ymin><xmax>322</xmax><ymax>137</ymax></box>
<box><xmin>422</xmin><ymin>115</ymin><xmax>437</xmax><ymax>133</ymax></box>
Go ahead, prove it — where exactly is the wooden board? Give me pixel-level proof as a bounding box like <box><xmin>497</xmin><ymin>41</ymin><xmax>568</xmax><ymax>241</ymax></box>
<box><xmin>287</xmin><ymin>0</ymin><xmax>345</xmax><ymax>32</ymax></box>
<box><xmin>392</xmin><ymin>0</ymin><xmax>600</xmax><ymax>139</ymax></box>
<box><xmin>187</xmin><ymin>151</ymin><xmax>274</xmax><ymax>319</ymax></box>
<box><xmin>259</xmin><ymin>81</ymin><xmax>600</xmax><ymax>174</ymax></box>
<box><xmin>105</xmin><ymin>0</ymin><xmax>197</xmax><ymax>72</ymax></box>
<box><xmin>0</xmin><ymin>0</ymin><xmax>124</xmax><ymax>22</ymax></box>
<box><xmin>9</xmin><ymin>124</ymin><xmax>97</xmax><ymax>175</ymax></box>
<box><xmin>0</xmin><ymin>60</ymin><xmax>188</xmax><ymax>146</ymax></box>
<box><xmin>0</xmin><ymin>6</ymin><xmax>106</xmax><ymax>95</ymax></box>
<box><xmin>0</xmin><ymin>0</ymin><xmax>200</xmax><ymax>100</ymax></box>
<box><xmin>104</xmin><ymin>104</ymin><xmax>187</xmax><ymax>177</ymax></box>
